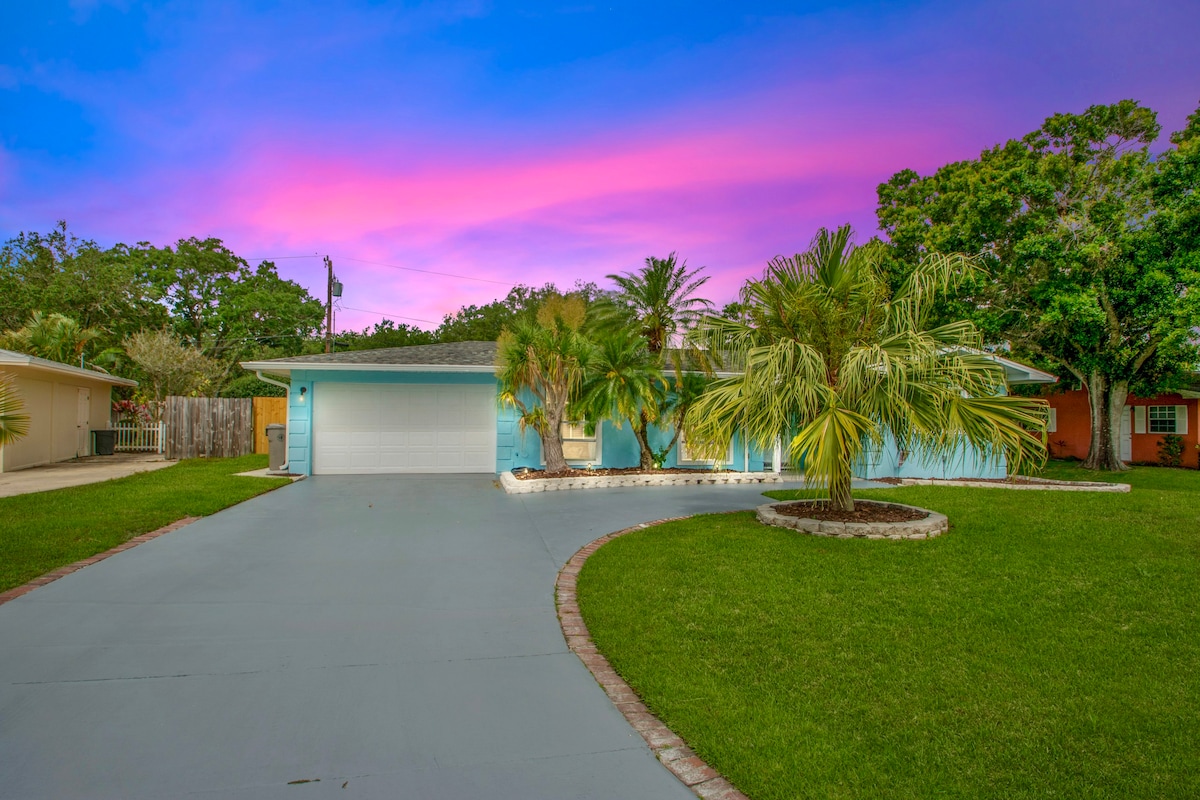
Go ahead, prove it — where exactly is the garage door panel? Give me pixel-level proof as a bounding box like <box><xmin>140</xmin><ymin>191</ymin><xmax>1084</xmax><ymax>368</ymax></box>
<box><xmin>314</xmin><ymin>383</ymin><xmax>496</xmax><ymax>474</ymax></box>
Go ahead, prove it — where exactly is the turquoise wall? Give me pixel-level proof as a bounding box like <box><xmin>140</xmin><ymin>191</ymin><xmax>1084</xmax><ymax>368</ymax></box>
<box><xmin>280</xmin><ymin>367</ymin><xmax>1014</xmax><ymax>479</ymax></box>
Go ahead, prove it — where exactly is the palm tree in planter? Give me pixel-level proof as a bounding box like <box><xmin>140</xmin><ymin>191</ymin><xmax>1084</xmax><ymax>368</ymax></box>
<box><xmin>686</xmin><ymin>225</ymin><xmax>1049</xmax><ymax>512</ymax></box>
<box><xmin>496</xmin><ymin>293</ymin><xmax>596</xmax><ymax>474</ymax></box>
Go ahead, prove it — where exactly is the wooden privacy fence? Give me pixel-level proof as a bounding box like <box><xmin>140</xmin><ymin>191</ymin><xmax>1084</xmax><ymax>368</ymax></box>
<box><xmin>252</xmin><ymin>396</ymin><xmax>288</xmax><ymax>454</ymax></box>
<box><xmin>165</xmin><ymin>397</ymin><xmax>254</xmax><ymax>460</ymax></box>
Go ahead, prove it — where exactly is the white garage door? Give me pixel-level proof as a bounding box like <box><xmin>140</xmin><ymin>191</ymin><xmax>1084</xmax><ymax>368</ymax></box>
<box><xmin>313</xmin><ymin>383</ymin><xmax>497</xmax><ymax>474</ymax></box>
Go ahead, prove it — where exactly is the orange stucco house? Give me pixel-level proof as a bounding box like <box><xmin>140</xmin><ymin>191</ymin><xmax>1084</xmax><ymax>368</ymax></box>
<box><xmin>1045</xmin><ymin>388</ymin><xmax>1199</xmax><ymax>468</ymax></box>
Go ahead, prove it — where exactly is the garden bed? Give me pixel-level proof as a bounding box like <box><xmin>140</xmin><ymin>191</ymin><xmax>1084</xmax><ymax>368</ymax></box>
<box><xmin>499</xmin><ymin>468</ymin><xmax>782</xmax><ymax>494</ymax></box>
<box><xmin>874</xmin><ymin>475</ymin><xmax>1130</xmax><ymax>492</ymax></box>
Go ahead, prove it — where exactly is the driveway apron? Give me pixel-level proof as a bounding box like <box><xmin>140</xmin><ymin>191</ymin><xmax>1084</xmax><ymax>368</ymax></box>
<box><xmin>0</xmin><ymin>475</ymin><xmax>782</xmax><ymax>799</ymax></box>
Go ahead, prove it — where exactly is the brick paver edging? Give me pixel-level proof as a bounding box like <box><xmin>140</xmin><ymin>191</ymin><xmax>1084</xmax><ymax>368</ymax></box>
<box><xmin>0</xmin><ymin>517</ymin><xmax>200</xmax><ymax>607</ymax></box>
<box><xmin>556</xmin><ymin>517</ymin><xmax>749</xmax><ymax>800</ymax></box>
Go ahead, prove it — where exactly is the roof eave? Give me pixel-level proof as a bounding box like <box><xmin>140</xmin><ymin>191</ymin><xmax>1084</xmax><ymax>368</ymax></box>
<box><xmin>240</xmin><ymin>361</ymin><xmax>497</xmax><ymax>375</ymax></box>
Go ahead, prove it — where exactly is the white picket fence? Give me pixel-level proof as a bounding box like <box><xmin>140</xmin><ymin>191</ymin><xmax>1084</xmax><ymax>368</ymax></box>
<box><xmin>113</xmin><ymin>422</ymin><xmax>166</xmax><ymax>454</ymax></box>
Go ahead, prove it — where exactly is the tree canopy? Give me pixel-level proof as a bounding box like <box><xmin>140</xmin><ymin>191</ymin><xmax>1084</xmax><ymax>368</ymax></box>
<box><xmin>877</xmin><ymin>100</ymin><xmax>1200</xmax><ymax>470</ymax></box>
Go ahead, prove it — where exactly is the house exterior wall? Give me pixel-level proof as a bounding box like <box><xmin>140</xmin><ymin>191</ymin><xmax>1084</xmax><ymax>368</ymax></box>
<box><xmin>0</xmin><ymin>367</ymin><xmax>116</xmax><ymax>472</ymax></box>
<box><xmin>285</xmin><ymin>369</ymin><xmax>768</xmax><ymax>475</ymax></box>
<box><xmin>1045</xmin><ymin>389</ymin><xmax>1199</xmax><ymax>467</ymax></box>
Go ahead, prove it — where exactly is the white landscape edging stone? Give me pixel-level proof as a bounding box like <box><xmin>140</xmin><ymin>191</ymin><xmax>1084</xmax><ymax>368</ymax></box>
<box><xmin>756</xmin><ymin>501</ymin><xmax>949</xmax><ymax>540</ymax></box>
<box><xmin>893</xmin><ymin>476</ymin><xmax>1130</xmax><ymax>493</ymax></box>
<box><xmin>499</xmin><ymin>469</ymin><xmax>784</xmax><ymax>494</ymax></box>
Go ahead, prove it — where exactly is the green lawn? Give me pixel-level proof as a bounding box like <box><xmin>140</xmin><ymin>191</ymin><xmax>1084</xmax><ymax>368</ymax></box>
<box><xmin>0</xmin><ymin>455</ymin><xmax>291</xmax><ymax>593</ymax></box>
<box><xmin>577</xmin><ymin>464</ymin><xmax>1200</xmax><ymax>799</ymax></box>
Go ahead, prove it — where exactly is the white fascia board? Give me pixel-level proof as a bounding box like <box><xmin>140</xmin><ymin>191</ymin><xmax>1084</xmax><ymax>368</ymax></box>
<box><xmin>239</xmin><ymin>361</ymin><xmax>496</xmax><ymax>375</ymax></box>
<box><xmin>0</xmin><ymin>350</ymin><xmax>138</xmax><ymax>387</ymax></box>
<box><xmin>991</xmin><ymin>356</ymin><xmax>1058</xmax><ymax>384</ymax></box>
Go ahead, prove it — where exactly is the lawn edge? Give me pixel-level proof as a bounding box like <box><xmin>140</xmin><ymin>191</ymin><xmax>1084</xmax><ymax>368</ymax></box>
<box><xmin>0</xmin><ymin>517</ymin><xmax>200</xmax><ymax>606</ymax></box>
<box><xmin>556</xmin><ymin>515</ymin><xmax>750</xmax><ymax>800</ymax></box>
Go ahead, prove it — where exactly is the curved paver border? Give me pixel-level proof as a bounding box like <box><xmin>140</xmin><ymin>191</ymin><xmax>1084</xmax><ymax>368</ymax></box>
<box><xmin>556</xmin><ymin>517</ymin><xmax>749</xmax><ymax>800</ymax></box>
<box><xmin>757</xmin><ymin>500</ymin><xmax>949</xmax><ymax>539</ymax></box>
<box><xmin>0</xmin><ymin>517</ymin><xmax>199</xmax><ymax>607</ymax></box>
<box><xmin>501</xmin><ymin>470</ymin><xmax>782</xmax><ymax>494</ymax></box>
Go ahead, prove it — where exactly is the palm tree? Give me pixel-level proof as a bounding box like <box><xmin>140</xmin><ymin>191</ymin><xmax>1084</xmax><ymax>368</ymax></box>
<box><xmin>0</xmin><ymin>373</ymin><xmax>30</xmax><ymax>447</ymax></box>
<box><xmin>686</xmin><ymin>225</ymin><xmax>1048</xmax><ymax>512</ymax></box>
<box><xmin>575</xmin><ymin>330</ymin><xmax>663</xmax><ymax>470</ymax></box>
<box><xmin>496</xmin><ymin>293</ymin><xmax>596</xmax><ymax>473</ymax></box>
<box><xmin>2</xmin><ymin>312</ymin><xmax>101</xmax><ymax>366</ymax></box>
<box><xmin>603</xmin><ymin>253</ymin><xmax>713</xmax><ymax>355</ymax></box>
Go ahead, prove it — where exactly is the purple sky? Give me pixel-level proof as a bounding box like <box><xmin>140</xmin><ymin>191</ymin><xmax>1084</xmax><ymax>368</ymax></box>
<box><xmin>2</xmin><ymin>1</ymin><xmax>1198</xmax><ymax>332</ymax></box>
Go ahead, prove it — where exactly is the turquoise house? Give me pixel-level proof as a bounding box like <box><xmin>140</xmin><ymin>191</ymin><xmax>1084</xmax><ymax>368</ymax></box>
<box><xmin>243</xmin><ymin>341</ymin><xmax>1052</xmax><ymax>478</ymax></box>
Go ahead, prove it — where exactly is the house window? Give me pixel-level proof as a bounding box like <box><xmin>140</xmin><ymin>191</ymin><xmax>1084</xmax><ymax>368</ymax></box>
<box><xmin>1149</xmin><ymin>406</ymin><xmax>1177</xmax><ymax>434</ymax></box>
<box><xmin>678</xmin><ymin>430</ymin><xmax>732</xmax><ymax>465</ymax></box>
<box><xmin>560</xmin><ymin>421</ymin><xmax>600</xmax><ymax>464</ymax></box>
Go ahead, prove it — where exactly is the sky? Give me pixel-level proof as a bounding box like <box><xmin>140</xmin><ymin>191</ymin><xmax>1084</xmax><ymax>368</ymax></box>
<box><xmin>2</xmin><ymin>1</ymin><xmax>1198</xmax><ymax>333</ymax></box>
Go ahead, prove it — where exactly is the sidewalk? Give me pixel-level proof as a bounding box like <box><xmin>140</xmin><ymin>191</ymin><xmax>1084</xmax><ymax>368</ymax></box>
<box><xmin>0</xmin><ymin>453</ymin><xmax>175</xmax><ymax>498</ymax></box>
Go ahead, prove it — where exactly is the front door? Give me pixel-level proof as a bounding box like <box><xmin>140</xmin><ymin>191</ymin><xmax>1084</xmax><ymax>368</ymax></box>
<box><xmin>1120</xmin><ymin>406</ymin><xmax>1132</xmax><ymax>462</ymax></box>
<box><xmin>77</xmin><ymin>388</ymin><xmax>91</xmax><ymax>457</ymax></box>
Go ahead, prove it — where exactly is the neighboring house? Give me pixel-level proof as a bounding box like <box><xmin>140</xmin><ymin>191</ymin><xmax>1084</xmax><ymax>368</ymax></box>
<box><xmin>1045</xmin><ymin>389</ymin><xmax>1199</xmax><ymax>467</ymax></box>
<box><xmin>243</xmin><ymin>341</ymin><xmax>1056</xmax><ymax>480</ymax></box>
<box><xmin>0</xmin><ymin>349</ymin><xmax>138</xmax><ymax>473</ymax></box>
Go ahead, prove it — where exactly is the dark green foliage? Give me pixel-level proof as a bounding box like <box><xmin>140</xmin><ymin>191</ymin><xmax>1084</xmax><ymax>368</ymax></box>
<box><xmin>0</xmin><ymin>456</ymin><xmax>289</xmax><ymax>593</ymax></box>
<box><xmin>220</xmin><ymin>373</ymin><xmax>287</xmax><ymax>398</ymax></box>
<box><xmin>579</xmin><ymin>464</ymin><xmax>1200</xmax><ymax>799</ymax></box>
<box><xmin>1157</xmin><ymin>434</ymin><xmax>1185</xmax><ymax>467</ymax></box>
<box><xmin>436</xmin><ymin>281</ymin><xmax>603</xmax><ymax>342</ymax></box>
<box><xmin>337</xmin><ymin>319</ymin><xmax>436</xmax><ymax>351</ymax></box>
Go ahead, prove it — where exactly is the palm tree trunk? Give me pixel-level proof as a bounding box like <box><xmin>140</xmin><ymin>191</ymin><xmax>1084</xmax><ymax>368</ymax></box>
<box><xmin>634</xmin><ymin>410</ymin><xmax>656</xmax><ymax>470</ymax></box>
<box><xmin>541</xmin><ymin>392</ymin><xmax>570</xmax><ymax>473</ymax></box>
<box><xmin>829</xmin><ymin>464</ymin><xmax>854</xmax><ymax>512</ymax></box>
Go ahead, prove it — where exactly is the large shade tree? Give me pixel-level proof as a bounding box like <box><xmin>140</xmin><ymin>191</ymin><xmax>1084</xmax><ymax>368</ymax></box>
<box><xmin>877</xmin><ymin>100</ymin><xmax>1200</xmax><ymax>470</ymax></box>
<box><xmin>687</xmin><ymin>226</ymin><xmax>1048</xmax><ymax>512</ymax></box>
<box><xmin>496</xmin><ymin>293</ymin><xmax>596</xmax><ymax>473</ymax></box>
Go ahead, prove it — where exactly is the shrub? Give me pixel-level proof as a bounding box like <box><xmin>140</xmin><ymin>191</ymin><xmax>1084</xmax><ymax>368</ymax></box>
<box><xmin>1158</xmin><ymin>434</ymin><xmax>1185</xmax><ymax>468</ymax></box>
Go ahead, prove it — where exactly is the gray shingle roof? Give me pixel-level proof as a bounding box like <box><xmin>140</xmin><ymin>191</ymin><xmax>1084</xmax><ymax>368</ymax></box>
<box><xmin>248</xmin><ymin>341</ymin><xmax>498</xmax><ymax>367</ymax></box>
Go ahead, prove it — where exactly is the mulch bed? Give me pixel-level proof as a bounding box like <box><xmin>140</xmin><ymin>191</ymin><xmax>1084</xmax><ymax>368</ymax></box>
<box><xmin>512</xmin><ymin>467</ymin><xmax>734</xmax><ymax>480</ymax></box>
<box><xmin>773</xmin><ymin>500</ymin><xmax>929</xmax><ymax>523</ymax></box>
<box><xmin>874</xmin><ymin>476</ymin><xmax>1056</xmax><ymax>486</ymax></box>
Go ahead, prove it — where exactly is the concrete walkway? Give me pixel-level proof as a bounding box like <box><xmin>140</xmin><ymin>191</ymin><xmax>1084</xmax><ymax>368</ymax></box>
<box><xmin>0</xmin><ymin>475</ymin><xmax>892</xmax><ymax>798</ymax></box>
<box><xmin>0</xmin><ymin>453</ymin><xmax>174</xmax><ymax>498</ymax></box>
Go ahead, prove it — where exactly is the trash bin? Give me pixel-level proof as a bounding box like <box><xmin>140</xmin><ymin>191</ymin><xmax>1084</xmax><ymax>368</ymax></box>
<box><xmin>93</xmin><ymin>429</ymin><xmax>116</xmax><ymax>456</ymax></box>
<box><xmin>266</xmin><ymin>424</ymin><xmax>287</xmax><ymax>472</ymax></box>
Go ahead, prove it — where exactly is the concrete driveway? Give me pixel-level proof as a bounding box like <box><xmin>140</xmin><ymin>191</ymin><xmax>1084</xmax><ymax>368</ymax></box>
<box><xmin>0</xmin><ymin>453</ymin><xmax>174</xmax><ymax>498</ymax></box>
<box><xmin>0</xmin><ymin>474</ymin><xmax>789</xmax><ymax>799</ymax></box>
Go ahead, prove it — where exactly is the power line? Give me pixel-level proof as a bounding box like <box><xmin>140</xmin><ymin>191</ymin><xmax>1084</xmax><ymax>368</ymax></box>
<box><xmin>251</xmin><ymin>253</ymin><xmax>513</xmax><ymax>286</ymax></box>
<box><xmin>332</xmin><ymin>255</ymin><xmax>513</xmax><ymax>286</ymax></box>
<box><xmin>339</xmin><ymin>305</ymin><xmax>439</xmax><ymax>326</ymax></box>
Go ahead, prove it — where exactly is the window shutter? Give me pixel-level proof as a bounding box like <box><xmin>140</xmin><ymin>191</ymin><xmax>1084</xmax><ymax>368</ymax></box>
<box><xmin>1133</xmin><ymin>406</ymin><xmax>1146</xmax><ymax>434</ymax></box>
<box><xmin>1047</xmin><ymin>408</ymin><xmax>1057</xmax><ymax>433</ymax></box>
<box><xmin>1177</xmin><ymin>405</ymin><xmax>1189</xmax><ymax>435</ymax></box>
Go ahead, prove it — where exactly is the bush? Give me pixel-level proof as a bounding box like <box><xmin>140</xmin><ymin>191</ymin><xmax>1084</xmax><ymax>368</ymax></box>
<box><xmin>1158</xmin><ymin>434</ymin><xmax>1185</xmax><ymax>468</ymax></box>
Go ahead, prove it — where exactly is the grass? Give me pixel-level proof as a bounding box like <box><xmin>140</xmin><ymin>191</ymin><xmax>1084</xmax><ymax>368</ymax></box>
<box><xmin>577</xmin><ymin>463</ymin><xmax>1200</xmax><ymax>799</ymax></box>
<box><xmin>0</xmin><ymin>455</ymin><xmax>290</xmax><ymax>593</ymax></box>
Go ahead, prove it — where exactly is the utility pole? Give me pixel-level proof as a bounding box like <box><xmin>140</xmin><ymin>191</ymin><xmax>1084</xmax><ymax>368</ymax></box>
<box><xmin>324</xmin><ymin>255</ymin><xmax>334</xmax><ymax>354</ymax></box>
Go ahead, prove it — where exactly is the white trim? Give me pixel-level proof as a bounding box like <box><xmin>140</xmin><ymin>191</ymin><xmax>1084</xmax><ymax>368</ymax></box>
<box><xmin>0</xmin><ymin>349</ymin><xmax>138</xmax><ymax>387</ymax></box>
<box><xmin>240</xmin><ymin>361</ymin><xmax>494</xmax><ymax>375</ymax></box>
<box><xmin>1047</xmin><ymin>407</ymin><xmax>1057</xmax><ymax>433</ymax></box>
<box><xmin>1177</xmin><ymin>404</ymin><xmax>1189</xmax><ymax>436</ymax></box>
